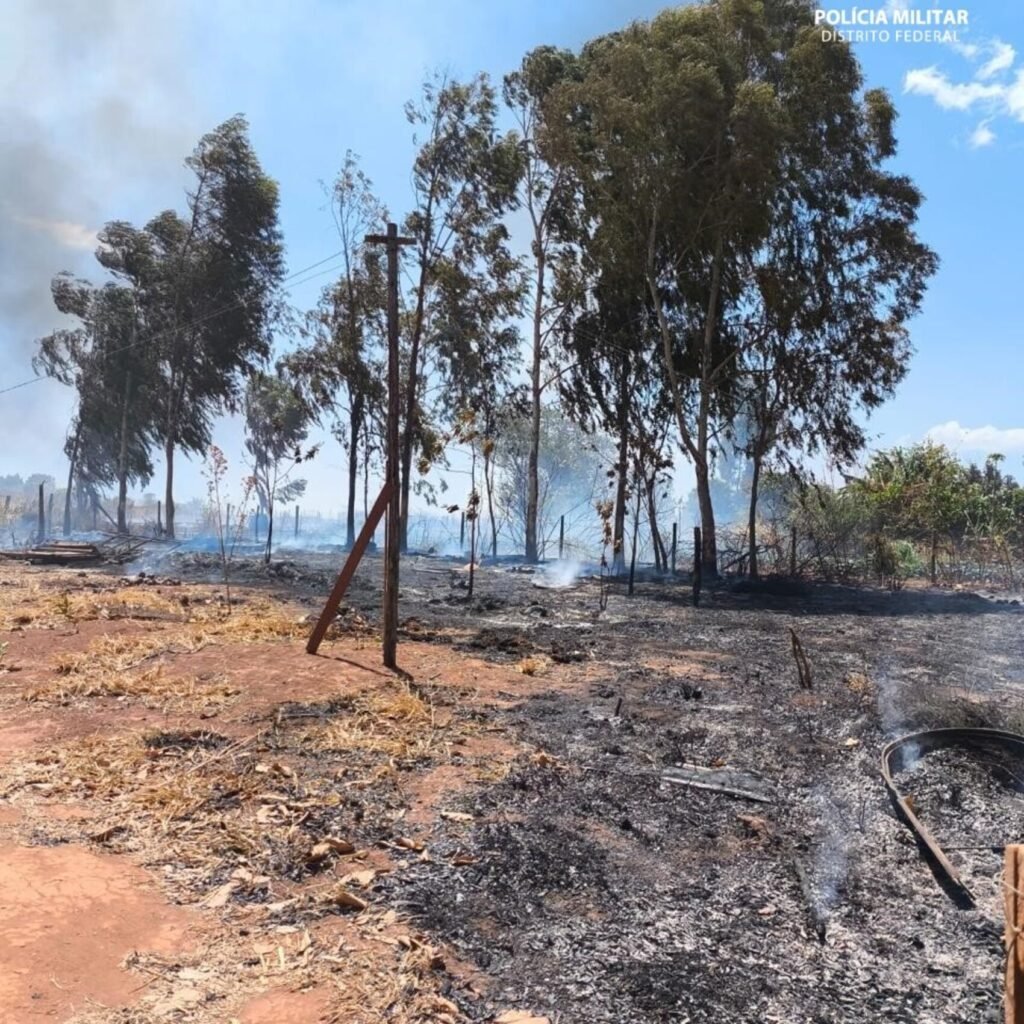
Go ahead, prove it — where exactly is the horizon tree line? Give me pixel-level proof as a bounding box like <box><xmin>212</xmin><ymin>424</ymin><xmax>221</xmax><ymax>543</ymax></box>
<box><xmin>32</xmin><ymin>0</ymin><xmax>939</xmax><ymax>580</ymax></box>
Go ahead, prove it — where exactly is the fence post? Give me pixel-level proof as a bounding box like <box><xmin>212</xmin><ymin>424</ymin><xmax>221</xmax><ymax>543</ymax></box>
<box><xmin>693</xmin><ymin>526</ymin><xmax>702</xmax><ymax>607</ymax></box>
<box><xmin>36</xmin><ymin>483</ymin><xmax>45</xmax><ymax>543</ymax></box>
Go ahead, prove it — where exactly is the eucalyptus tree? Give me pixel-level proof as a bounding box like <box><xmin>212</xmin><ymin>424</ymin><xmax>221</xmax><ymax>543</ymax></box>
<box><xmin>284</xmin><ymin>153</ymin><xmax>387</xmax><ymax>547</ymax></box>
<box><xmin>399</xmin><ymin>71</ymin><xmax>524</xmax><ymax>551</ymax></box>
<box><xmin>153</xmin><ymin>116</ymin><xmax>285</xmax><ymax>539</ymax></box>
<box><xmin>733</xmin><ymin>34</ymin><xmax>936</xmax><ymax>576</ymax></box>
<box><xmin>548</xmin><ymin>1</ymin><xmax>787</xmax><ymax>577</ymax></box>
<box><xmin>35</xmin><ymin>271</ymin><xmax>157</xmax><ymax>534</ymax></box>
<box><xmin>243</xmin><ymin>372</ymin><xmax>318</xmax><ymax>563</ymax></box>
<box><xmin>504</xmin><ymin>47</ymin><xmax>582</xmax><ymax>563</ymax></box>
<box><xmin>559</xmin><ymin>264</ymin><xmax>670</xmax><ymax>573</ymax></box>
<box><xmin>548</xmin><ymin>0</ymin><xmax>935</xmax><ymax>579</ymax></box>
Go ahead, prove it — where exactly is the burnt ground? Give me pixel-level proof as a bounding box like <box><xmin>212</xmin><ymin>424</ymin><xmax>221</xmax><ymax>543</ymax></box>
<box><xmin>2</xmin><ymin>548</ymin><xmax>1024</xmax><ymax>1022</ymax></box>
<box><xmin>174</xmin><ymin>551</ymin><xmax>1024</xmax><ymax>1023</ymax></box>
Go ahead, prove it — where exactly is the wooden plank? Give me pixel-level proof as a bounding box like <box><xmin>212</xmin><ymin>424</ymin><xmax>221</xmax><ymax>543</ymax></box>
<box><xmin>306</xmin><ymin>481</ymin><xmax>394</xmax><ymax>655</ymax></box>
<box><xmin>1006</xmin><ymin>845</ymin><xmax>1024</xmax><ymax>1024</ymax></box>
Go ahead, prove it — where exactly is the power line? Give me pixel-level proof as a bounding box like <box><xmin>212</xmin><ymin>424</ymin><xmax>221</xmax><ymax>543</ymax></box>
<box><xmin>0</xmin><ymin>249</ymin><xmax>347</xmax><ymax>398</ymax></box>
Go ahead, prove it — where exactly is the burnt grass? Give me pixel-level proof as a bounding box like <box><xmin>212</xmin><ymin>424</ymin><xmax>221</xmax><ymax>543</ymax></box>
<box><xmin>166</xmin><ymin>552</ymin><xmax>1024</xmax><ymax>1023</ymax></box>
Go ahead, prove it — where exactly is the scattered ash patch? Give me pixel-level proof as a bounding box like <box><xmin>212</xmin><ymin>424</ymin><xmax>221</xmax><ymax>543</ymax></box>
<box><xmin>386</xmin><ymin>675</ymin><xmax>1013</xmax><ymax>1023</ymax></box>
<box><xmin>899</xmin><ymin>744</ymin><xmax>1024</xmax><ymax>903</ymax></box>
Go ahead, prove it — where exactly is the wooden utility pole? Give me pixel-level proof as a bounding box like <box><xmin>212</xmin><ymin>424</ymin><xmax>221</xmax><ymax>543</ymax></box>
<box><xmin>1006</xmin><ymin>845</ymin><xmax>1024</xmax><ymax>1024</ymax></box>
<box><xmin>366</xmin><ymin>223</ymin><xmax>414</xmax><ymax>669</ymax></box>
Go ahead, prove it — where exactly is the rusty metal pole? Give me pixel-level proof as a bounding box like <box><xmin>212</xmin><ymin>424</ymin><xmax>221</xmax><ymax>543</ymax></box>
<box><xmin>1006</xmin><ymin>845</ymin><xmax>1024</xmax><ymax>1023</ymax></box>
<box><xmin>366</xmin><ymin>223</ymin><xmax>414</xmax><ymax>670</ymax></box>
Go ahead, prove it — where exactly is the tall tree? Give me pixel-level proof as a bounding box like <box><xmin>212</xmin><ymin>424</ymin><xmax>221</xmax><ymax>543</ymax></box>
<box><xmin>549</xmin><ymin>2</ymin><xmax>798</xmax><ymax>577</ymax></box>
<box><xmin>284</xmin><ymin>153</ymin><xmax>387</xmax><ymax>547</ymax></box>
<box><xmin>729</xmin><ymin>30</ymin><xmax>936</xmax><ymax>576</ymax></box>
<box><xmin>35</xmin><ymin>270</ymin><xmax>157</xmax><ymax>534</ymax></box>
<box><xmin>504</xmin><ymin>47</ymin><xmax>582</xmax><ymax>563</ymax></box>
<box><xmin>399</xmin><ymin>71</ymin><xmax>523</xmax><ymax>551</ymax></box>
<box><xmin>154</xmin><ymin>116</ymin><xmax>285</xmax><ymax>539</ymax></box>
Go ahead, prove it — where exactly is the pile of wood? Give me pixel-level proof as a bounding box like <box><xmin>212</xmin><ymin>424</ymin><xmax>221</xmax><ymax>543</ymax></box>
<box><xmin>0</xmin><ymin>537</ymin><xmax>151</xmax><ymax>566</ymax></box>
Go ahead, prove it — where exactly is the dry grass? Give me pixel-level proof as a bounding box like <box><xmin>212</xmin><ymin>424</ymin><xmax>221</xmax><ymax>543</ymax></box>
<box><xmin>515</xmin><ymin>655</ymin><xmax>549</xmax><ymax>677</ymax></box>
<box><xmin>309</xmin><ymin>686</ymin><xmax>454</xmax><ymax>764</ymax></box>
<box><xmin>0</xmin><ymin>566</ymin><xmax>499</xmax><ymax>1022</ymax></box>
<box><xmin>29</xmin><ymin>664</ymin><xmax>241</xmax><ymax>713</ymax></box>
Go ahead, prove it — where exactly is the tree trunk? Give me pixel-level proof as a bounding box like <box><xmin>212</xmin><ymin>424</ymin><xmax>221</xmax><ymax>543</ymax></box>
<box><xmin>612</xmin><ymin>358</ymin><xmax>630</xmax><ymax>574</ymax></box>
<box><xmin>747</xmin><ymin>452</ymin><xmax>762</xmax><ymax>580</ymax></box>
<box><xmin>400</xmin><ymin>267</ymin><xmax>430</xmax><ymax>554</ymax></box>
<box><xmin>646</xmin><ymin>217</ymin><xmax>722</xmax><ymax>580</ymax></box>
<box><xmin>116</xmin><ymin>369</ymin><xmax>133</xmax><ymax>536</ymax></box>
<box><xmin>628</xmin><ymin>474</ymin><xmax>641</xmax><ymax>596</ymax></box>
<box><xmin>646</xmin><ymin>475</ymin><xmax>666</xmax><ymax>572</ymax></box>
<box><xmin>484</xmin><ymin>447</ymin><xmax>498</xmax><ymax>560</ymax></box>
<box><xmin>346</xmin><ymin>395</ymin><xmax>363</xmax><ymax>549</ymax></box>
<box><xmin>63</xmin><ymin>421</ymin><xmax>81</xmax><ymax>537</ymax></box>
<box><xmin>524</xmin><ymin>245</ymin><xmax>546</xmax><ymax>565</ymax></box>
<box><xmin>164</xmin><ymin>438</ymin><xmax>176</xmax><ymax>540</ymax></box>
<box><xmin>694</xmin><ymin>236</ymin><xmax>725</xmax><ymax>579</ymax></box>
<box><xmin>264</xmin><ymin>501</ymin><xmax>274</xmax><ymax>564</ymax></box>
<box><xmin>694</xmin><ymin>461</ymin><xmax>718</xmax><ymax>579</ymax></box>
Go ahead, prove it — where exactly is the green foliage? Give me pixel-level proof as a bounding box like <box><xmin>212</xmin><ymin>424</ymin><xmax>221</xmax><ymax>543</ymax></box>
<box><xmin>243</xmin><ymin>373</ymin><xmax>318</xmax><ymax>562</ymax></box>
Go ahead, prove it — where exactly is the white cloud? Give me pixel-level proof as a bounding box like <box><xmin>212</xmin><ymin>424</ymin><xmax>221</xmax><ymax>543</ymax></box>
<box><xmin>903</xmin><ymin>66</ymin><xmax>1003</xmax><ymax>111</ymax></box>
<box><xmin>14</xmin><ymin>215</ymin><xmax>95</xmax><ymax>250</ymax></box>
<box><xmin>969</xmin><ymin>120</ymin><xmax>996</xmax><ymax>148</ymax></box>
<box><xmin>904</xmin><ymin>36</ymin><xmax>1024</xmax><ymax>143</ymax></box>
<box><xmin>926</xmin><ymin>421</ymin><xmax>1024</xmax><ymax>453</ymax></box>
<box><xmin>978</xmin><ymin>41</ymin><xmax>1016</xmax><ymax>80</ymax></box>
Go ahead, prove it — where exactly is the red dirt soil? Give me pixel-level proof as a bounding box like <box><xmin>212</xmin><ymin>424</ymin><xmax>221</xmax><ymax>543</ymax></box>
<box><xmin>0</xmin><ymin>843</ymin><xmax>197</xmax><ymax>1021</ymax></box>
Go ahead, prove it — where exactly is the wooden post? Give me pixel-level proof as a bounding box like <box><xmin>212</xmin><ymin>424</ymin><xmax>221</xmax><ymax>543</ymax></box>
<box><xmin>307</xmin><ymin>482</ymin><xmax>395</xmax><ymax>655</ymax></box>
<box><xmin>559</xmin><ymin>515</ymin><xmax>565</xmax><ymax>559</ymax></box>
<box><xmin>1006</xmin><ymin>845</ymin><xmax>1024</xmax><ymax>1024</ymax></box>
<box><xmin>36</xmin><ymin>483</ymin><xmax>45</xmax><ymax>543</ymax></box>
<box><xmin>294</xmin><ymin>505</ymin><xmax>300</xmax><ymax>539</ymax></box>
<box><xmin>693</xmin><ymin>526</ymin><xmax>702</xmax><ymax>607</ymax></box>
<box><xmin>459</xmin><ymin>512</ymin><xmax>465</xmax><ymax>551</ymax></box>
<box><xmin>790</xmin><ymin>525</ymin><xmax>797</xmax><ymax>577</ymax></box>
<box><xmin>671</xmin><ymin>522</ymin><xmax>677</xmax><ymax>575</ymax></box>
<box><xmin>366</xmin><ymin>223</ymin><xmax>414</xmax><ymax>670</ymax></box>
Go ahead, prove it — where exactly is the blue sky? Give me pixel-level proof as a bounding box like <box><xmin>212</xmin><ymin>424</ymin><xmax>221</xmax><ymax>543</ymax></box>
<box><xmin>1</xmin><ymin>0</ymin><xmax>1022</xmax><ymax>517</ymax></box>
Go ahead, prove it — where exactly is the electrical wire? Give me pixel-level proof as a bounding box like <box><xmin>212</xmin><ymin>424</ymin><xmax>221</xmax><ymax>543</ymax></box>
<box><xmin>0</xmin><ymin>249</ymin><xmax>347</xmax><ymax>398</ymax></box>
